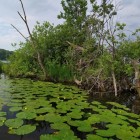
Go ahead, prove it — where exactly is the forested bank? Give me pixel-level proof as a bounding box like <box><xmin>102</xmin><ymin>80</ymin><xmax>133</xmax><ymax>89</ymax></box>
<box><xmin>3</xmin><ymin>0</ymin><xmax>140</xmax><ymax>96</ymax></box>
<box><xmin>0</xmin><ymin>49</ymin><xmax>13</xmax><ymax>60</ymax></box>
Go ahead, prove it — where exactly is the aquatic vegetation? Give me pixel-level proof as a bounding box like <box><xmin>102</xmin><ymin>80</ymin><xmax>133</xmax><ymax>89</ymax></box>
<box><xmin>0</xmin><ymin>79</ymin><xmax>140</xmax><ymax>140</ymax></box>
<box><xmin>0</xmin><ymin>117</ymin><xmax>6</xmax><ymax>126</ymax></box>
<box><xmin>9</xmin><ymin>107</ymin><xmax>22</xmax><ymax>112</ymax></box>
<box><xmin>15</xmin><ymin>125</ymin><xmax>36</xmax><ymax>135</ymax></box>
<box><xmin>0</xmin><ymin>111</ymin><xmax>6</xmax><ymax>116</ymax></box>
<box><xmin>16</xmin><ymin>111</ymin><xmax>37</xmax><ymax>120</ymax></box>
<box><xmin>5</xmin><ymin>118</ymin><xmax>23</xmax><ymax>128</ymax></box>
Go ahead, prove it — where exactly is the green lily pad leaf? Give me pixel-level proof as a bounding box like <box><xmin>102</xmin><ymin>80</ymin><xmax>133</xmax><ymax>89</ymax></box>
<box><xmin>67</xmin><ymin>120</ymin><xmax>80</xmax><ymax>127</ymax></box>
<box><xmin>45</xmin><ymin>113</ymin><xmax>64</xmax><ymax>123</ymax></box>
<box><xmin>90</xmin><ymin>106</ymin><xmax>103</xmax><ymax>113</ymax></box>
<box><xmin>0</xmin><ymin>112</ymin><xmax>6</xmax><ymax>116</ymax></box>
<box><xmin>106</xmin><ymin>124</ymin><xmax>121</xmax><ymax>130</ymax></box>
<box><xmin>111</xmin><ymin>108</ymin><xmax>129</xmax><ymax>116</ymax></box>
<box><xmin>116</xmin><ymin>129</ymin><xmax>135</xmax><ymax>140</ymax></box>
<box><xmin>22</xmin><ymin>106</ymin><xmax>36</xmax><ymax>113</ymax></box>
<box><xmin>7</xmin><ymin>102</ymin><xmax>22</xmax><ymax>107</ymax></box>
<box><xmin>87</xmin><ymin>134</ymin><xmax>108</xmax><ymax>140</ymax></box>
<box><xmin>11</xmin><ymin>99</ymin><xmax>23</xmax><ymax>103</ymax></box>
<box><xmin>128</xmin><ymin>113</ymin><xmax>139</xmax><ymax>119</ymax></box>
<box><xmin>51</xmin><ymin>123</ymin><xmax>70</xmax><ymax>131</ymax></box>
<box><xmin>35</xmin><ymin>115</ymin><xmax>45</xmax><ymax>121</ymax></box>
<box><xmin>36</xmin><ymin>107</ymin><xmax>55</xmax><ymax>114</ymax></box>
<box><xmin>88</xmin><ymin>114</ymin><xmax>101</xmax><ymax>124</ymax></box>
<box><xmin>96</xmin><ymin>129</ymin><xmax>115</xmax><ymax>137</ymax></box>
<box><xmin>0</xmin><ymin>117</ymin><xmax>6</xmax><ymax>126</ymax></box>
<box><xmin>91</xmin><ymin>101</ymin><xmax>101</xmax><ymax>105</ymax></box>
<box><xmin>117</xmin><ymin>115</ymin><xmax>128</xmax><ymax>120</ymax></box>
<box><xmin>107</xmin><ymin>102</ymin><xmax>130</xmax><ymax>111</ymax></box>
<box><xmin>0</xmin><ymin>117</ymin><xmax>6</xmax><ymax>121</ymax></box>
<box><xmin>77</xmin><ymin>124</ymin><xmax>93</xmax><ymax>132</ymax></box>
<box><xmin>9</xmin><ymin>107</ymin><xmax>22</xmax><ymax>112</ymax></box>
<box><xmin>67</xmin><ymin>111</ymin><xmax>83</xmax><ymax>119</ymax></box>
<box><xmin>8</xmin><ymin>128</ymin><xmax>16</xmax><ymax>134</ymax></box>
<box><xmin>16</xmin><ymin>111</ymin><xmax>37</xmax><ymax>120</ymax></box>
<box><xmin>40</xmin><ymin>134</ymin><xmax>63</xmax><ymax>140</ymax></box>
<box><xmin>5</xmin><ymin>118</ymin><xmax>23</xmax><ymax>128</ymax></box>
<box><xmin>40</xmin><ymin>130</ymin><xmax>79</xmax><ymax>140</ymax></box>
<box><xmin>15</xmin><ymin>125</ymin><xmax>36</xmax><ymax>135</ymax></box>
<box><xmin>0</xmin><ymin>121</ymin><xmax>4</xmax><ymax>126</ymax></box>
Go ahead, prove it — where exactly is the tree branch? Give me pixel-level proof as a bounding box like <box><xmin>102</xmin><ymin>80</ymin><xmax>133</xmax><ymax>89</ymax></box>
<box><xmin>11</xmin><ymin>24</ymin><xmax>28</xmax><ymax>41</ymax></box>
<box><xmin>17</xmin><ymin>11</ymin><xmax>26</xmax><ymax>22</ymax></box>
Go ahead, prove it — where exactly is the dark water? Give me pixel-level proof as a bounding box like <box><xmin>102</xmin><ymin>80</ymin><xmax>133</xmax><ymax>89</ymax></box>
<box><xmin>89</xmin><ymin>90</ymin><xmax>140</xmax><ymax>114</ymax></box>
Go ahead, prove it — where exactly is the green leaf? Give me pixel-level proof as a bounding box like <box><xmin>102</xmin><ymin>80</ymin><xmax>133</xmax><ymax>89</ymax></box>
<box><xmin>5</xmin><ymin>118</ymin><xmax>23</xmax><ymax>128</ymax></box>
<box><xmin>87</xmin><ymin>134</ymin><xmax>108</xmax><ymax>140</ymax></box>
<box><xmin>16</xmin><ymin>111</ymin><xmax>37</xmax><ymax>120</ymax></box>
<box><xmin>15</xmin><ymin>125</ymin><xmax>36</xmax><ymax>135</ymax></box>
<box><xmin>0</xmin><ymin>111</ymin><xmax>6</xmax><ymax>116</ymax></box>
<box><xmin>9</xmin><ymin>107</ymin><xmax>22</xmax><ymax>112</ymax></box>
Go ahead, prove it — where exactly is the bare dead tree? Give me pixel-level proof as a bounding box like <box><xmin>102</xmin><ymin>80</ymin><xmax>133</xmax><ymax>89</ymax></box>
<box><xmin>12</xmin><ymin>0</ymin><xmax>47</xmax><ymax>79</ymax></box>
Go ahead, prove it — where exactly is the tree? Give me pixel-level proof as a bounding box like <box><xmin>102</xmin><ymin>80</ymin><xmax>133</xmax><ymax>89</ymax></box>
<box><xmin>58</xmin><ymin>0</ymin><xmax>88</xmax><ymax>45</ymax></box>
<box><xmin>12</xmin><ymin>0</ymin><xmax>47</xmax><ymax>80</ymax></box>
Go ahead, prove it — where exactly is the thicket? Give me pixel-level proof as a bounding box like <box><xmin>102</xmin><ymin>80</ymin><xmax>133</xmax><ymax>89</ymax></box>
<box><xmin>3</xmin><ymin>0</ymin><xmax>140</xmax><ymax>96</ymax></box>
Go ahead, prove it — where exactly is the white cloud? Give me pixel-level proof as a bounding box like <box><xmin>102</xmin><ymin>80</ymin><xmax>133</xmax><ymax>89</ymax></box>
<box><xmin>118</xmin><ymin>0</ymin><xmax>140</xmax><ymax>31</ymax></box>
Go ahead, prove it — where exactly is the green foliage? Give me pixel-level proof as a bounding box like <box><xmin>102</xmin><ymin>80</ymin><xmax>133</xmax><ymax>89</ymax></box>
<box><xmin>5</xmin><ymin>118</ymin><xmax>23</xmax><ymax>128</ymax></box>
<box><xmin>46</xmin><ymin>61</ymin><xmax>73</xmax><ymax>82</ymax></box>
<box><xmin>15</xmin><ymin>125</ymin><xmax>36</xmax><ymax>135</ymax></box>
<box><xmin>58</xmin><ymin>0</ymin><xmax>87</xmax><ymax>45</ymax></box>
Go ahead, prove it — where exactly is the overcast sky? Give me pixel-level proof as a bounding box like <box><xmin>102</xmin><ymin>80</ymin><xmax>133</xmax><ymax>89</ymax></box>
<box><xmin>0</xmin><ymin>0</ymin><xmax>140</xmax><ymax>51</ymax></box>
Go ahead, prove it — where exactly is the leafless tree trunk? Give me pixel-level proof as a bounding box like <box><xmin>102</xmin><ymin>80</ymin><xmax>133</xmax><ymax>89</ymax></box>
<box><xmin>112</xmin><ymin>70</ymin><xmax>117</xmax><ymax>96</ymax></box>
<box><xmin>12</xmin><ymin>0</ymin><xmax>47</xmax><ymax>79</ymax></box>
<box><xmin>132</xmin><ymin>59</ymin><xmax>140</xmax><ymax>96</ymax></box>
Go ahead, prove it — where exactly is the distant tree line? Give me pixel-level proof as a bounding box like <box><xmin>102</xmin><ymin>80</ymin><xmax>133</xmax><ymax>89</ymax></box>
<box><xmin>0</xmin><ymin>49</ymin><xmax>13</xmax><ymax>60</ymax></box>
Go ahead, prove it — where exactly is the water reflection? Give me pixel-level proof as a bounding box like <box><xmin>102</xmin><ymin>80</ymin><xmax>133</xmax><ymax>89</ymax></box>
<box><xmin>89</xmin><ymin>90</ymin><xmax>140</xmax><ymax>114</ymax></box>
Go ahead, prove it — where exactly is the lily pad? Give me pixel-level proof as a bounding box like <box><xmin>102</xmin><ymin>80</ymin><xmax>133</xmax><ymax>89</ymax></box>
<box><xmin>107</xmin><ymin>102</ymin><xmax>130</xmax><ymax>111</ymax></box>
<box><xmin>0</xmin><ymin>112</ymin><xmax>6</xmax><ymax>116</ymax></box>
<box><xmin>87</xmin><ymin>134</ymin><xmax>108</xmax><ymax>140</ymax></box>
<box><xmin>96</xmin><ymin>129</ymin><xmax>115</xmax><ymax>137</ymax></box>
<box><xmin>5</xmin><ymin>118</ymin><xmax>23</xmax><ymax>128</ymax></box>
<box><xmin>35</xmin><ymin>115</ymin><xmax>45</xmax><ymax>121</ymax></box>
<box><xmin>51</xmin><ymin>122</ymin><xmax>70</xmax><ymax>131</ymax></box>
<box><xmin>36</xmin><ymin>107</ymin><xmax>55</xmax><ymax>114</ymax></box>
<box><xmin>0</xmin><ymin>117</ymin><xmax>6</xmax><ymax>126</ymax></box>
<box><xmin>16</xmin><ymin>111</ymin><xmax>37</xmax><ymax>120</ymax></box>
<box><xmin>15</xmin><ymin>125</ymin><xmax>36</xmax><ymax>135</ymax></box>
<box><xmin>45</xmin><ymin>113</ymin><xmax>65</xmax><ymax>123</ymax></box>
<box><xmin>9</xmin><ymin>107</ymin><xmax>22</xmax><ymax>112</ymax></box>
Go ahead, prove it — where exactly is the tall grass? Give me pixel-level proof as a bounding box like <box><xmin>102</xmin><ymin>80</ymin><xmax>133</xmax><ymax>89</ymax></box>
<box><xmin>46</xmin><ymin>62</ymin><xmax>73</xmax><ymax>82</ymax></box>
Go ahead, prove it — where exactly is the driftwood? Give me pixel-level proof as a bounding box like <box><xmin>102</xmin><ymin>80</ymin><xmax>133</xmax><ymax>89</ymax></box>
<box><xmin>74</xmin><ymin>76</ymin><xmax>82</xmax><ymax>86</ymax></box>
<box><xmin>132</xmin><ymin>59</ymin><xmax>140</xmax><ymax>96</ymax></box>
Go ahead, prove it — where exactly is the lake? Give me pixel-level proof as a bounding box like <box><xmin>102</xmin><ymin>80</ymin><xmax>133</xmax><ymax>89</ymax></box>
<box><xmin>0</xmin><ymin>78</ymin><xmax>140</xmax><ymax>140</ymax></box>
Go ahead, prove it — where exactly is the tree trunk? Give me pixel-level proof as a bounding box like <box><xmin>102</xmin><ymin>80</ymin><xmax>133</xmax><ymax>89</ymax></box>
<box><xmin>132</xmin><ymin>59</ymin><xmax>140</xmax><ymax>96</ymax></box>
<box><xmin>112</xmin><ymin>70</ymin><xmax>117</xmax><ymax>96</ymax></box>
<box><xmin>37</xmin><ymin>52</ymin><xmax>46</xmax><ymax>79</ymax></box>
<box><xmin>13</xmin><ymin>0</ymin><xmax>47</xmax><ymax>80</ymax></box>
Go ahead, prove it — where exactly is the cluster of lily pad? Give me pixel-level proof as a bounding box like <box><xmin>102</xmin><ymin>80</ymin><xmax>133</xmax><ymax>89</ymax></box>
<box><xmin>0</xmin><ymin>78</ymin><xmax>140</xmax><ymax>140</ymax></box>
